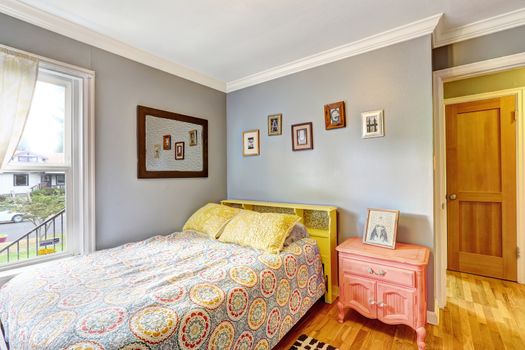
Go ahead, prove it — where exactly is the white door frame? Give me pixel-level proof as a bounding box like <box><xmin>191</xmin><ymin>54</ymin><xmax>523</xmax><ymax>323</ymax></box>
<box><xmin>433</xmin><ymin>52</ymin><xmax>525</xmax><ymax>309</ymax></box>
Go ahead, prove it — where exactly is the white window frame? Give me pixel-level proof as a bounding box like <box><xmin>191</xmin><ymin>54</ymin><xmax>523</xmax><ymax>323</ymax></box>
<box><xmin>0</xmin><ymin>45</ymin><xmax>95</xmax><ymax>279</ymax></box>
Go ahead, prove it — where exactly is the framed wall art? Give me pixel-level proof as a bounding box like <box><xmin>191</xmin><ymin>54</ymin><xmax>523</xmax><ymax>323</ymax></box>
<box><xmin>291</xmin><ymin>122</ymin><xmax>313</xmax><ymax>151</ymax></box>
<box><xmin>137</xmin><ymin>105</ymin><xmax>208</xmax><ymax>178</ymax></box>
<box><xmin>363</xmin><ymin>208</ymin><xmax>399</xmax><ymax>249</ymax></box>
<box><xmin>268</xmin><ymin>114</ymin><xmax>282</xmax><ymax>136</ymax></box>
<box><xmin>324</xmin><ymin>101</ymin><xmax>346</xmax><ymax>130</ymax></box>
<box><xmin>362</xmin><ymin>110</ymin><xmax>384</xmax><ymax>138</ymax></box>
<box><xmin>243</xmin><ymin>129</ymin><xmax>260</xmax><ymax>156</ymax></box>
<box><xmin>189</xmin><ymin>130</ymin><xmax>198</xmax><ymax>146</ymax></box>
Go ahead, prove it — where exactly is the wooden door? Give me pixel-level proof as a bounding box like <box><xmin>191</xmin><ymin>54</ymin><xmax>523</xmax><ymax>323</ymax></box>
<box><xmin>446</xmin><ymin>96</ymin><xmax>517</xmax><ymax>280</ymax></box>
<box><xmin>341</xmin><ymin>274</ymin><xmax>377</xmax><ymax>319</ymax></box>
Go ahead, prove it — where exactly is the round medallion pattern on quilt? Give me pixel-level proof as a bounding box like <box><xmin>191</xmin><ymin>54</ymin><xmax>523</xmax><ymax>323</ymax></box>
<box><xmin>209</xmin><ymin>248</ymin><xmax>231</xmax><ymax>260</ymax></box>
<box><xmin>119</xmin><ymin>342</ymin><xmax>152</xmax><ymax>350</ymax></box>
<box><xmin>318</xmin><ymin>281</ymin><xmax>326</xmax><ymax>297</ymax></box>
<box><xmin>297</xmin><ymin>265</ymin><xmax>309</xmax><ymax>288</ymax></box>
<box><xmin>129</xmin><ymin>306</ymin><xmax>178</xmax><ymax>344</ymax></box>
<box><xmin>152</xmin><ymin>285</ymin><xmax>186</xmax><ymax>304</ymax></box>
<box><xmin>284</xmin><ymin>255</ymin><xmax>298</xmax><ymax>278</ymax></box>
<box><xmin>276</xmin><ymin>279</ymin><xmax>291</xmax><ymax>306</ymax></box>
<box><xmin>307</xmin><ymin>275</ymin><xmax>318</xmax><ymax>297</ymax></box>
<box><xmin>289</xmin><ymin>289</ymin><xmax>302</xmax><ymax>314</ymax></box>
<box><xmin>265</xmin><ymin>307</ymin><xmax>281</xmax><ymax>338</ymax></box>
<box><xmin>301</xmin><ymin>296</ymin><xmax>312</xmax><ymax>315</ymax></box>
<box><xmin>233</xmin><ymin>331</ymin><xmax>254</xmax><ymax>350</ymax></box>
<box><xmin>226</xmin><ymin>287</ymin><xmax>249</xmax><ymax>321</ymax></box>
<box><xmin>314</xmin><ymin>259</ymin><xmax>323</xmax><ymax>275</ymax></box>
<box><xmin>77</xmin><ymin>307</ymin><xmax>126</xmax><ymax>337</ymax></box>
<box><xmin>64</xmin><ymin>341</ymin><xmax>105</xmax><ymax>350</ymax></box>
<box><xmin>47</xmin><ymin>277</ymin><xmax>82</xmax><ymax>291</ymax></box>
<box><xmin>254</xmin><ymin>339</ymin><xmax>270</xmax><ymax>350</ymax></box>
<box><xmin>208</xmin><ymin>320</ymin><xmax>235</xmax><ymax>350</ymax></box>
<box><xmin>257</xmin><ymin>254</ymin><xmax>282</xmax><ymax>269</ymax></box>
<box><xmin>190</xmin><ymin>283</ymin><xmax>225</xmax><ymax>309</ymax></box>
<box><xmin>199</xmin><ymin>267</ymin><xmax>226</xmax><ymax>282</ymax></box>
<box><xmin>259</xmin><ymin>269</ymin><xmax>277</xmax><ymax>297</ymax></box>
<box><xmin>17</xmin><ymin>292</ymin><xmax>59</xmax><ymax>324</ymax></box>
<box><xmin>85</xmin><ymin>277</ymin><xmax>123</xmax><ymax>290</ymax></box>
<box><xmin>247</xmin><ymin>297</ymin><xmax>267</xmax><ymax>330</ymax></box>
<box><xmin>304</xmin><ymin>245</ymin><xmax>316</xmax><ymax>265</ymax></box>
<box><xmin>231</xmin><ymin>255</ymin><xmax>256</xmax><ymax>265</ymax></box>
<box><xmin>60</xmin><ymin>289</ymin><xmax>100</xmax><ymax>309</ymax></box>
<box><xmin>230</xmin><ymin>266</ymin><xmax>258</xmax><ymax>287</ymax></box>
<box><xmin>279</xmin><ymin>315</ymin><xmax>294</xmax><ymax>339</ymax></box>
<box><xmin>283</xmin><ymin>244</ymin><xmax>302</xmax><ymax>256</ymax></box>
<box><xmin>30</xmin><ymin>311</ymin><xmax>77</xmax><ymax>348</ymax></box>
<box><xmin>178</xmin><ymin>309</ymin><xmax>211</xmax><ymax>349</ymax></box>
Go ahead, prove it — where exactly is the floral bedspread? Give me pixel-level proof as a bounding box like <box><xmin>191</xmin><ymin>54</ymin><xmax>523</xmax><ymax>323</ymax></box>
<box><xmin>0</xmin><ymin>231</ymin><xmax>325</xmax><ymax>349</ymax></box>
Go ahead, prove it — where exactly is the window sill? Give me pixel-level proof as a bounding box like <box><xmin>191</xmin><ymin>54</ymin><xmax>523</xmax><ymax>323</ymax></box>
<box><xmin>0</xmin><ymin>252</ymin><xmax>75</xmax><ymax>286</ymax></box>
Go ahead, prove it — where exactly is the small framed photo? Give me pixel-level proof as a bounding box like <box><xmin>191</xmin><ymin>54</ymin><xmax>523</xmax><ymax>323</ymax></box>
<box><xmin>175</xmin><ymin>142</ymin><xmax>185</xmax><ymax>160</ymax></box>
<box><xmin>163</xmin><ymin>135</ymin><xmax>171</xmax><ymax>150</ymax></box>
<box><xmin>243</xmin><ymin>130</ymin><xmax>260</xmax><ymax>156</ymax></box>
<box><xmin>291</xmin><ymin>122</ymin><xmax>313</xmax><ymax>151</ymax></box>
<box><xmin>189</xmin><ymin>130</ymin><xmax>198</xmax><ymax>146</ymax></box>
<box><xmin>362</xmin><ymin>110</ymin><xmax>384</xmax><ymax>138</ymax></box>
<box><xmin>268</xmin><ymin>114</ymin><xmax>282</xmax><ymax>136</ymax></box>
<box><xmin>363</xmin><ymin>208</ymin><xmax>400</xmax><ymax>249</ymax></box>
<box><xmin>324</xmin><ymin>101</ymin><xmax>346</xmax><ymax>130</ymax></box>
<box><xmin>153</xmin><ymin>144</ymin><xmax>161</xmax><ymax>159</ymax></box>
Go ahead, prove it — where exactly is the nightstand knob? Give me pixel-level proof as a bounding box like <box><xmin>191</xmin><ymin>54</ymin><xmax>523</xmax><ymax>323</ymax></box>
<box><xmin>368</xmin><ymin>298</ymin><xmax>376</xmax><ymax>305</ymax></box>
<box><xmin>377</xmin><ymin>270</ymin><xmax>386</xmax><ymax>276</ymax></box>
<box><xmin>367</xmin><ymin>267</ymin><xmax>374</xmax><ymax>274</ymax></box>
<box><xmin>377</xmin><ymin>301</ymin><xmax>386</xmax><ymax>308</ymax></box>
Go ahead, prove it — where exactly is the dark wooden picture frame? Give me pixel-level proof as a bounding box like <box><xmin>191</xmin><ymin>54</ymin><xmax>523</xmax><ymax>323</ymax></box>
<box><xmin>137</xmin><ymin>105</ymin><xmax>208</xmax><ymax>178</ymax></box>
<box><xmin>291</xmin><ymin>122</ymin><xmax>314</xmax><ymax>151</ymax></box>
<box><xmin>324</xmin><ymin>101</ymin><xmax>346</xmax><ymax>130</ymax></box>
<box><xmin>175</xmin><ymin>142</ymin><xmax>185</xmax><ymax>160</ymax></box>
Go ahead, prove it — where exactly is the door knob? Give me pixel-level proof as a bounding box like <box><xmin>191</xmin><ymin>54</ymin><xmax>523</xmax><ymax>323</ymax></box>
<box><xmin>447</xmin><ymin>194</ymin><xmax>457</xmax><ymax>201</ymax></box>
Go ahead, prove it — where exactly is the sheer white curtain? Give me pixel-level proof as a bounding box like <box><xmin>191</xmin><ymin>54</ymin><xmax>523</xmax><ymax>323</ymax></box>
<box><xmin>0</xmin><ymin>48</ymin><xmax>38</xmax><ymax>169</ymax></box>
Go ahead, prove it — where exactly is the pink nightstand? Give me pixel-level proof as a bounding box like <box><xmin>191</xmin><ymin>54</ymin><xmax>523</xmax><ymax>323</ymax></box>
<box><xmin>336</xmin><ymin>237</ymin><xmax>430</xmax><ymax>350</ymax></box>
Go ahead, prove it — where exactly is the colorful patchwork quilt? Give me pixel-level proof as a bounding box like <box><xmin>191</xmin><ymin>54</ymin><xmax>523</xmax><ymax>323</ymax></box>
<box><xmin>0</xmin><ymin>231</ymin><xmax>325</xmax><ymax>349</ymax></box>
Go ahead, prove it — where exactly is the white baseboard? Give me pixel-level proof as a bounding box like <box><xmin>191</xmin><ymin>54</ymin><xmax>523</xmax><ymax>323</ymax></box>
<box><xmin>427</xmin><ymin>299</ymin><xmax>440</xmax><ymax>325</ymax></box>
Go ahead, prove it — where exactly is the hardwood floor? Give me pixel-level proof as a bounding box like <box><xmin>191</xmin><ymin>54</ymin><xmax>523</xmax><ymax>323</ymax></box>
<box><xmin>275</xmin><ymin>271</ymin><xmax>525</xmax><ymax>349</ymax></box>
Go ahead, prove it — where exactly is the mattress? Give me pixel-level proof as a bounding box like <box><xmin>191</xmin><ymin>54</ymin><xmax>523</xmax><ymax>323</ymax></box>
<box><xmin>0</xmin><ymin>231</ymin><xmax>325</xmax><ymax>349</ymax></box>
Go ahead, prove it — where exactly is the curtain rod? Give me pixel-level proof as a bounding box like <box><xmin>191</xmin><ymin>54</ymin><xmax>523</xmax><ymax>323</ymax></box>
<box><xmin>0</xmin><ymin>42</ymin><xmax>95</xmax><ymax>77</ymax></box>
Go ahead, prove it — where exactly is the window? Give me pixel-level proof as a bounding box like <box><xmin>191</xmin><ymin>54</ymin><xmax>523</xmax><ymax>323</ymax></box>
<box><xmin>0</xmin><ymin>51</ymin><xmax>95</xmax><ymax>271</ymax></box>
<box><xmin>13</xmin><ymin>174</ymin><xmax>28</xmax><ymax>187</ymax></box>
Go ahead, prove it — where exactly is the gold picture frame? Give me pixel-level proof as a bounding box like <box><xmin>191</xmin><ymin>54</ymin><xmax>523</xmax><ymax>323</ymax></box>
<box><xmin>268</xmin><ymin>114</ymin><xmax>282</xmax><ymax>136</ymax></box>
<box><xmin>243</xmin><ymin>130</ymin><xmax>260</xmax><ymax>156</ymax></box>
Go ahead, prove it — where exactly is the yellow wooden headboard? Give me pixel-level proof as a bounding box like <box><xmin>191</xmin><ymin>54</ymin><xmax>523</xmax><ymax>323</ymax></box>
<box><xmin>221</xmin><ymin>199</ymin><xmax>338</xmax><ymax>303</ymax></box>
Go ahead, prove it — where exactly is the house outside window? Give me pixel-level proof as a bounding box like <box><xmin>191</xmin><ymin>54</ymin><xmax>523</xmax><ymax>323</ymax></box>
<box><xmin>0</xmin><ymin>46</ymin><xmax>95</xmax><ymax>272</ymax></box>
<box><xmin>13</xmin><ymin>174</ymin><xmax>28</xmax><ymax>187</ymax></box>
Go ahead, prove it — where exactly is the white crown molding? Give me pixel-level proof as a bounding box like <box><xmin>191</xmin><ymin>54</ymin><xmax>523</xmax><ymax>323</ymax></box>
<box><xmin>226</xmin><ymin>13</ymin><xmax>443</xmax><ymax>93</ymax></box>
<box><xmin>433</xmin><ymin>7</ymin><xmax>525</xmax><ymax>48</ymax></box>
<box><xmin>0</xmin><ymin>0</ymin><xmax>226</xmax><ymax>92</ymax></box>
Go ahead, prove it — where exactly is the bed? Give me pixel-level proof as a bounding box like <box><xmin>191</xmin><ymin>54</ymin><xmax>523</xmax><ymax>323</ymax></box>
<box><xmin>0</xmin><ymin>200</ymin><xmax>337</xmax><ymax>349</ymax></box>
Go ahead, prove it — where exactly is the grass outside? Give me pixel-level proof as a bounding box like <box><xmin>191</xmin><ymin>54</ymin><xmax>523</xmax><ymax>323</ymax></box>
<box><xmin>0</xmin><ymin>236</ymin><xmax>65</xmax><ymax>265</ymax></box>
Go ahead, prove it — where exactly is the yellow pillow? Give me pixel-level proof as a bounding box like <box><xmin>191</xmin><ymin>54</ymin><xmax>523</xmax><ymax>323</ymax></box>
<box><xmin>219</xmin><ymin>210</ymin><xmax>301</xmax><ymax>253</ymax></box>
<box><xmin>183</xmin><ymin>203</ymin><xmax>241</xmax><ymax>238</ymax></box>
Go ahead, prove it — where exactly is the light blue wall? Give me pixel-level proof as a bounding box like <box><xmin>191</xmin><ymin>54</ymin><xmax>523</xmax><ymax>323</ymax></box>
<box><xmin>227</xmin><ymin>35</ymin><xmax>435</xmax><ymax>308</ymax></box>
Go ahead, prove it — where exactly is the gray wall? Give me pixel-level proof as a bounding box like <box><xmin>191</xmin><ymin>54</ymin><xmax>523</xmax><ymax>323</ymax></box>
<box><xmin>433</xmin><ymin>25</ymin><xmax>525</xmax><ymax>70</ymax></box>
<box><xmin>0</xmin><ymin>13</ymin><xmax>227</xmax><ymax>249</ymax></box>
<box><xmin>227</xmin><ymin>36</ymin><xmax>435</xmax><ymax>308</ymax></box>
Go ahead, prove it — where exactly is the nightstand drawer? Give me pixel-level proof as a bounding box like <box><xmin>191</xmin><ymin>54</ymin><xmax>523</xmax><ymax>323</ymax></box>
<box><xmin>340</xmin><ymin>257</ymin><xmax>415</xmax><ymax>287</ymax></box>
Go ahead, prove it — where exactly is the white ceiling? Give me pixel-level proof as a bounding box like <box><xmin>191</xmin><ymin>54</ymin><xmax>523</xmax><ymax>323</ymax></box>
<box><xmin>13</xmin><ymin>0</ymin><xmax>525</xmax><ymax>83</ymax></box>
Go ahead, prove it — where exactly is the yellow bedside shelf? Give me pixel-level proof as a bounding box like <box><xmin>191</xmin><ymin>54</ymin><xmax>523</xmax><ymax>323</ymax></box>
<box><xmin>221</xmin><ymin>199</ymin><xmax>338</xmax><ymax>303</ymax></box>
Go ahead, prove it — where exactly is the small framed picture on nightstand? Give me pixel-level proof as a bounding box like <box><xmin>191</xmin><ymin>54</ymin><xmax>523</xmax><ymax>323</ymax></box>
<box><xmin>363</xmin><ymin>208</ymin><xmax>399</xmax><ymax>249</ymax></box>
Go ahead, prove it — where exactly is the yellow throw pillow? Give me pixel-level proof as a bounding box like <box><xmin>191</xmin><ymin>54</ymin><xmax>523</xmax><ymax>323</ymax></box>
<box><xmin>219</xmin><ymin>210</ymin><xmax>301</xmax><ymax>254</ymax></box>
<box><xmin>183</xmin><ymin>203</ymin><xmax>241</xmax><ymax>239</ymax></box>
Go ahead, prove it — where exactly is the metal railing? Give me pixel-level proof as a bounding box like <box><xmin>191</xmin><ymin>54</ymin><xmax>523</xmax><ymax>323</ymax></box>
<box><xmin>0</xmin><ymin>209</ymin><xmax>65</xmax><ymax>264</ymax></box>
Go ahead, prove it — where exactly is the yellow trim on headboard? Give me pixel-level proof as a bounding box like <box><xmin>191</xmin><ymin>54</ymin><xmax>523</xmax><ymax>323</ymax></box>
<box><xmin>221</xmin><ymin>199</ymin><xmax>338</xmax><ymax>303</ymax></box>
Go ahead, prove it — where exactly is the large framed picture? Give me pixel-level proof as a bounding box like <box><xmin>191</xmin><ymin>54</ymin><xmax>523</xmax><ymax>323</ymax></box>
<box><xmin>362</xmin><ymin>110</ymin><xmax>384</xmax><ymax>138</ymax></box>
<box><xmin>324</xmin><ymin>101</ymin><xmax>346</xmax><ymax>130</ymax></box>
<box><xmin>268</xmin><ymin>114</ymin><xmax>282</xmax><ymax>136</ymax></box>
<box><xmin>363</xmin><ymin>208</ymin><xmax>400</xmax><ymax>249</ymax></box>
<box><xmin>137</xmin><ymin>105</ymin><xmax>208</xmax><ymax>178</ymax></box>
<box><xmin>243</xmin><ymin>130</ymin><xmax>260</xmax><ymax>156</ymax></box>
<box><xmin>291</xmin><ymin>122</ymin><xmax>313</xmax><ymax>151</ymax></box>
